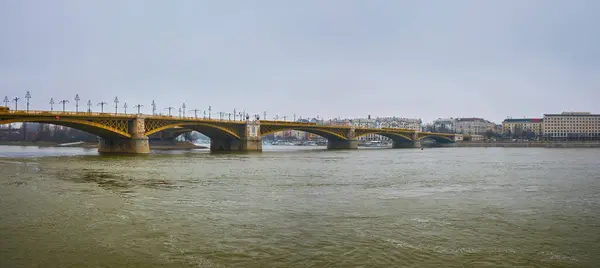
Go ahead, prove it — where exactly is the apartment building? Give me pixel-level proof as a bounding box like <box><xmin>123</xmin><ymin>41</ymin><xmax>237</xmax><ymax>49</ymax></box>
<box><xmin>543</xmin><ymin>112</ymin><xmax>600</xmax><ymax>140</ymax></box>
<box><xmin>502</xmin><ymin>118</ymin><xmax>543</xmax><ymax>137</ymax></box>
<box><xmin>454</xmin><ymin>118</ymin><xmax>495</xmax><ymax>135</ymax></box>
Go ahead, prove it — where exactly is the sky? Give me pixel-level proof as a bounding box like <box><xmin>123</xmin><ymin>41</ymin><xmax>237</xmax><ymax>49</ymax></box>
<box><xmin>1</xmin><ymin>0</ymin><xmax>599</xmax><ymax>123</ymax></box>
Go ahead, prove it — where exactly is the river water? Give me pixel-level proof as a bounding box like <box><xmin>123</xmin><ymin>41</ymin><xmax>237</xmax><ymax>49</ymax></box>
<box><xmin>0</xmin><ymin>145</ymin><xmax>599</xmax><ymax>267</ymax></box>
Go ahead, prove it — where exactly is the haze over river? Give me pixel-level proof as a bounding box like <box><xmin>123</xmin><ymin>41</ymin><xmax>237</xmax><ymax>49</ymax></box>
<box><xmin>1</xmin><ymin>145</ymin><xmax>599</xmax><ymax>267</ymax></box>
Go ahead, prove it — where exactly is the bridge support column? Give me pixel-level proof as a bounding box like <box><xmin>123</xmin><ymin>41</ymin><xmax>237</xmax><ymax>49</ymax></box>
<box><xmin>210</xmin><ymin>121</ymin><xmax>262</xmax><ymax>152</ymax></box>
<box><xmin>392</xmin><ymin>140</ymin><xmax>421</xmax><ymax>148</ymax></box>
<box><xmin>98</xmin><ymin>117</ymin><xmax>150</xmax><ymax>154</ymax></box>
<box><xmin>392</xmin><ymin>132</ymin><xmax>421</xmax><ymax>148</ymax></box>
<box><xmin>327</xmin><ymin>127</ymin><xmax>358</xmax><ymax>150</ymax></box>
<box><xmin>327</xmin><ymin>139</ymin><xmax>359</xmax><ymax>149</ymax></box>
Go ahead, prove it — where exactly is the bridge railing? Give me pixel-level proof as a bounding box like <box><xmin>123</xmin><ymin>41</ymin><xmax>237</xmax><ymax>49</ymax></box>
<box><xmin>0</xmin><ymin>110</ymin><xmax>249</xmax><ymax>123</ymax></box>
<box><xmin>147</xmin><ymin>114</ymin><xmax>246</xmax><ymax>123</ymax></box>
<box><xmin>0</xmin><ymin>110</ymin><xmax>137</xmax><ymax>118</ymax></box>
<box><xmin>260</xmin><ymin>120</ymin><xmax>317</xmax><ymax>125</ymax></box>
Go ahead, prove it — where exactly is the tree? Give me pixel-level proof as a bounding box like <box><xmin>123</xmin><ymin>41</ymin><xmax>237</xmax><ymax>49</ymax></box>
<box><xmin>523</xmin><ymin>130</ymin><xmax>536</xmax><ymax>140</ymax></box>
<box><xmin>512</xmin><ymin>126</ymin><xmax>524</xmax><ymax>139</ymax></box>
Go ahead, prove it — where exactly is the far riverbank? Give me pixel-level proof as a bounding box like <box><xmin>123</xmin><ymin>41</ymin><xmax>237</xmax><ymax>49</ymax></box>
<box><xmin>453</xmin><ymin>141</ymin><xmax>600</xmax><ymax>148</ymax></box>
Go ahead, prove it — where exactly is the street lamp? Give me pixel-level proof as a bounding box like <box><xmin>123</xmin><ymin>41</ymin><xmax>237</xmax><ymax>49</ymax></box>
<box><xmin>178</xmin><ymin>107</ymin><xmax>182</xmax><ymax>117</ymax></box>
<box><xmin>59</xmin><ymin>100</ymin><xmax>69</xmax><ymax>112</ymax></box>
<box><xmin>182</xmin><ymin>103</ymin><xmax>186</xmax><ymax>117</ymax></box>
<box><xmin>228</xmin><ymin>113</ymin><xmax>232</xmax><ymax>121</ymax></box>
<box><xmin>123</xmin><ymin>102</ymin><xmax>128</xmax><ymax>114</ymax></box>
<box><xmin>263</xmin><ymin>111</ymin><xmax>267</xmax><ymax>121</ymax></box>
<box><xmin>134</xmin><ymin>104</ymin><xmax>143</xmax><ymax>114</ymax></box>
<box><xmin>151</xmin><ymin>100</ymin><xmax>157</xmax><ymax>115</ymax></box>
<box><xmin>3</xmin><ymin>96</ymin><xmax>8</xmax><ymax>107</ymax></box>
<box><xmin>87</xmin><ymin>100</ymin><xmax>92</xmax><ymax>113</ymax></box>
<box><xmin>208</xmin><ymin>106</ymin><xmax>212</xmax><ymax>119</ymax></box>
<box><xmin>74</xmin><ymin>94</ymin><xmax>80</xmax><ymax>112</ymax></box>
<box><xmin>233</xmin><ymin>109</ymin><xmax>237</xmax><ymax>120</ymax></box>
<box><xmin>12</xmin><ymin>97</ymin><xmax>20</xmax><ymax>110</ymax></box>
<box><xmin>49</xmin><ymin>98</ymin><xmax>55</xmax><ymax>111</ymax></box>
<box><xmin>25</xmin><ymin>91</ymin><xmax>31</xmax><ymax>112</ymax></box>
<box><xmin>164</xmin><ymin>107</ymin><xmax>174</xmax><ymax>116</ymax></box>
<box><xmin>189</xmin><ymin>109</ymin><xmax>200</xmax><ymax>118</ymax></box>
<box><xmin>98</xmin><ymin>101</ymin><xmax>107</xmax><ymax>113</ymax></box>
<box><xmin>113</xmin><ymin>97</ymin><xmax>119</xmax><ymax>114</ymax></box>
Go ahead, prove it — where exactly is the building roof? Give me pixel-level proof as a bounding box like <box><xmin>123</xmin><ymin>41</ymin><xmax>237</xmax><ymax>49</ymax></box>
<box><xmin>503</xmin><ymin>118</ymin><xmax>543</xmax><ymax>123</ymax></box>
<box><xmin>455</xmin><ymin>117</ymin><xmax>495</xmax><ymax>124</ymax></box>
<box><xmin>544</xmin><ymin>113</ymin><xmax>600</xmax><ymax>116</ymax></box>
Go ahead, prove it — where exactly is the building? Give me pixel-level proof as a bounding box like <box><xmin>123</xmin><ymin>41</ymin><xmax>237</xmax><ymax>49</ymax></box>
<box><xmin>542</xmin><ymin>112</ymin><xmax>600</xmax><ymax>141</ymax></box>
<box><xmin>454</xmin><ymin>118</ymin><xmax>496</xmax><ymax>135</ymax></box>
<box><xmin>432</xmin><ymin>118</ymin><xmax>455</xmax><ymax>133</ymax></box>
<box><xmin>351</xmin><ymin>117</ymin><xmax>422</xmax><ymax>141</ymax></box>
<box><xmin>502</xmin><ymin>118</ymin><xmax>543</xmax><ymax>137</ymax></box>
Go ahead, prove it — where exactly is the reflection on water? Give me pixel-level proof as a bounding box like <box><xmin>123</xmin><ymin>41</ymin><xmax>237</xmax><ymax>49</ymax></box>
<box><xmin>1</xmin><ymin>145</ymin><xmax>600</xmax><ymax>267</ymax></box>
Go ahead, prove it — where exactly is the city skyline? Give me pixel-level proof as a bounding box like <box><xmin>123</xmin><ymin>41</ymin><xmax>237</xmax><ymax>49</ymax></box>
<box><xmin>1</xmin><ymin>1</ymin><xmax>599</xmax><ymax>123</ymax></box>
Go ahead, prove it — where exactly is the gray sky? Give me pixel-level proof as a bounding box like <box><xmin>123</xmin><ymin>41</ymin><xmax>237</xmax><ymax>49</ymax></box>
<box><xmin>1</xmin><ymin>0</ymin><xmax>598</xmax><ymax>123</ymax></box>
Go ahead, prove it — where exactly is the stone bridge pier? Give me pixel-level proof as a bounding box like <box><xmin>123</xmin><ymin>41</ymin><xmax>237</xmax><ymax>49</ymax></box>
<box><xmin>98</xmin><ymin>117</ymin><xmax>150</xmax><ymax>154</ymax></box>
<box><xmin>327</xmin><ymin>128</ymin><xmax>359</xmax><ymax>149</ymax></box>
<box><xmin>210</xmin><ymin>120</ymin><xmax>262</xmax><ymax>152</ymax></box>
<box><xmin>392</xmin><ymin>132</ymin><xmax>421</xmax><ymax>148</ymax></box>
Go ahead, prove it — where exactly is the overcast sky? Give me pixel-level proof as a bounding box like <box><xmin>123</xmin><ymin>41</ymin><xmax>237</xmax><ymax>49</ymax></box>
<box><xmin>1</xmin><ymin>0</ymin><xmax>598</xmax><ymax>123</ymax></box>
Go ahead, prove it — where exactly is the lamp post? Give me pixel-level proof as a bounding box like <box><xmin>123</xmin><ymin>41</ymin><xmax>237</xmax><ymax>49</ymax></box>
<box><xmin>134</xmin><ymin>104</ymin><xmax>143</xmax><ymax>114</ymax></box>
<box><xmin>98</xmin><ymin>101</ymin><xmax>107</xmax><ymax>113</ymax></box>
<box><xmin>12</xmin><ymin>97</ymin><xmax>20</xmax><ymax>110</ymax></box>
<box><xmin>59</xmin><ymin>100</ymin><xmax>69</xmax><ymax>112</ymax></box>
<box><xmin>151</xmin><ymin>100</ymin><xmax>156</xmax><ymax>115</ymax></box>
<box><xmin>3</xmin><ymin>96</ymin><xmax>8</xmax><ymax>107</ymax></box>
<box><xmin>178</xmin><ymin>107</ymin><xmax>182</xmax><ymax>117</ymax></box>
<box><xmin>208</xmin><ymin>106</ymin><xmax>212</xmax><ymax>119</ymax></box>
<box><xmin>25</xmin><ymin>91</ymin><xmax>31</xmax><ymax>112</ymax></box>
<box><xmin>49</xmin><ymin>98</ymin><xmax>55</xmax><ymax>111</ymax></box>
<box><xmin>189</xmin><ymin>109</ymin><xmax>200</xmax><ymax>118</ymax></box>
<box><xmin>203</xmin><ymin>110</ymin><xmax>206</xmax><ymax>119</ymax></box>
<box><xmin>233</xmin><ymin>109</ymin><xmax>237</xmax><ymax>120</ymax></box>
<box><xmin>263</xmin><ymin>111</ymin><xmax>267</xmax><ymax>121</ymax></box>
<box><xmin>228</xmin><ymin>113</ymin><xmax>232</xmax><ymax>121</ymax></box>
<box><xmin>113</xmin><ymin>97</ymin><xmax>119</xmax><ymax>114</ymax></box>
<box><xmin>182</xmin><ymin>103</ymin><xmax>186</xmax><ymax>117</ymax></box>
<box><xmin>74</xmin><ymin>94</ymin><xmax>80</xmax><ymax>112</ymax></box>
<box><xmin>87</xmin><ymin>100</ymin><xmax>92</xmax><ymax>113</ymax></box>
<box><xmin>164</xmin><ymin>107</ymin><xmax>174</xmax><ymax>116</ymax></box>
<box><xmin>123</xmin><ymin>102</ymin><xmax>128</xmax><ymax>114</ymax></box>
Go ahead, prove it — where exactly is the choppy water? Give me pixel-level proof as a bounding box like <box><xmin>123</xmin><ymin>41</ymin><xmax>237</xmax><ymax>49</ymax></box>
<box><xmin>1</xmin><ymin>145</ymin><xmax>599</xmax><ymax>267</ymax></box>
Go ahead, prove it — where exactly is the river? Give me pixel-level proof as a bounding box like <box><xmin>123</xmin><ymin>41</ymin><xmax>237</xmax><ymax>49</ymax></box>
<box><xmin>1</xmin><ymin>145</ymin><xmax>599</xmax><ymax>267</ymax></box>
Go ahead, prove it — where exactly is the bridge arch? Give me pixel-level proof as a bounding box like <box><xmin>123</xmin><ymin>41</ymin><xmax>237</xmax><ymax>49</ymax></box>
<box><xmin>147</xmin><ymin>127</ymin><xmax>192</xmax><ymax>140</ymax></box>
<box><xmin>145</xmin><ymin>122</ymin><xmax>242</xmax><ymax>140</ymax></box>
<box><xmin>260</xmin><ymin>127</ymin><xmax>348</xmax><ymax>141</ymax></box>
<box><xmin>0</xmin><ymin>117</ymin><xmax>131</xmax><ymax>138</ymax></box>
<box><xmin>354</xmin><ymin>131</ymin><xmax>413</xmax><ymax>143</ymax></box>
<box><xmin>418</xmin><ymin>134</ymin><xmax>455</xmax><ymax>143</ymax></box>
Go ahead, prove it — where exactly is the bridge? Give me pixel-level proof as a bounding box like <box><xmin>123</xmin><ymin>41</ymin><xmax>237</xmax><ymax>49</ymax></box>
<box><xmin>0</xmin><ymin>110</ymin><xmax>456</xmax><ymax>154</ymax></box>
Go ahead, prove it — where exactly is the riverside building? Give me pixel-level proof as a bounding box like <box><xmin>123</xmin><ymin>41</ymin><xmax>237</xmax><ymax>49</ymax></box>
<box><xmin>502</xmin><ymin>118</ymin><xmax>543</xmax><ymax>137</ymax></box>
<box><xmin>542</xmin><ymin>112</ymin><xmax>600</xmax><ymax>141</ymax></box>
